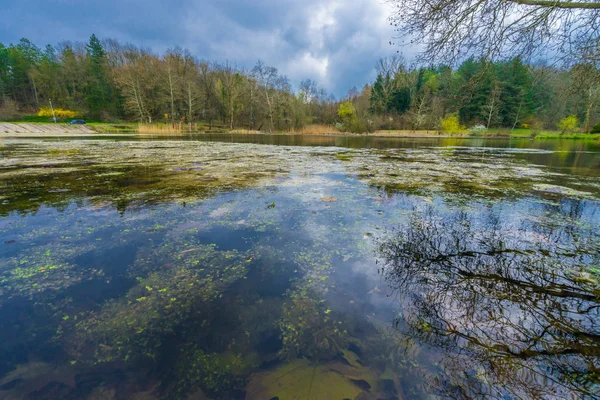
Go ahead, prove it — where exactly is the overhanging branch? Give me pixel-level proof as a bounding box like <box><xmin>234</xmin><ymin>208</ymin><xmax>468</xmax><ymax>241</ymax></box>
<box><xmin>511</xmin><ymin>0</ymin><xmax>600</xmax><ymax>9</ymax></box>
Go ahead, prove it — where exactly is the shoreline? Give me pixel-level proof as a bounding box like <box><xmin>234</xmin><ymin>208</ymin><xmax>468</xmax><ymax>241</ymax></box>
<box><xmin>0</xmin><ymin>122</ymin><xmax>598</xmax><ymax>140</ymax></box>
<box><xmin>1</xmin><ymin>131</ymin><xmax>598</xmax><ymax>140</ymax></box>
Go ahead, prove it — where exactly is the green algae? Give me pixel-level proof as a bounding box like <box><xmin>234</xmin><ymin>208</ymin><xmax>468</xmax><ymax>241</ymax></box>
<box><xmin>65</xmin><ymin>243</ymin><xmax>250</xmax><ymax>364</ymax></box>
<box><xmin>170</xmin><ymin>344</ymin><xmax>247</xmax><ymax>398</ymax></box>
<box><xmin>532</xmin><ymin>183</ymin><xmax>595</xmax><ymax>198</ymax></box>
<box><xmin>0</xmin><ymin>243</ymin><xmax>101</xmax><ymax>299</ymax></box>
<box><xmin>278</xmin><ymin>288</ymin><xmax>347</xmax><ymax>362</ymax></box>
<box><xmin>1</xmin><ymin>139</ymin><xmax>597</xmax><ymax>220</ymax></box>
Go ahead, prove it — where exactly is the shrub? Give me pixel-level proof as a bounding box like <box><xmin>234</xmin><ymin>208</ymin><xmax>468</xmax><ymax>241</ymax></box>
<box><xmin>0</xmin><ymin>99</ymin><xmax>20</xmax><ymax>121</ymax></box>
<box><xmin>558</xmin><ymin>115</ymin><xmax>579</xmax><ymax>134</ymax></box>
<box><xmin>468</xmin><ymin>125</ymin><xmax>487</xmax><ymax>136</ymax></box>
<box><xmin>590</xmin><ymin>123</ymin><xmax>600</xmax><ymax>134</ymax></box>
<box><xmin>337</xmin><ymin>101</ymin><xmax>356</xmax><ymax>120</ymax></box>
<box><xmin>37</xmin><ymin>107</ymin><xmax>78</xmax><ymax>119</ymax></box>
<box><xmin>336</xmin><ymin>101</ymin><xmax>373</xmax><ymax>134</ymax></box>
<box><xmin>440</xmin><ymin>114</ymin><xmax>465</xmax><ymax>134</ymax></box>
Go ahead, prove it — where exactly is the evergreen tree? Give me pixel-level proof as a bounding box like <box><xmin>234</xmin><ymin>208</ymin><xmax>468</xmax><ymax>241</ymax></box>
<box><xmin>0</xmin><ymin>43</ymin><xmax>9</xmax><ymax>103</ymax></box>
<box><xmin>85</xmin><ymin>34</ymin><xmax>112</xmax><ymax>117</ymax></box>
<box><xmin>388</xmin><ymin>87</ymin><xmax>411</xmax><ymax>113</ymax></box>
<box><xmin>497</xmin><ymin>58</ymin><xmax>534</xmax><ymax>128</ymax></box>
<box><xmin>370</xmin><ymin>74</ymin><xmax>390</xmax><ymax>114</ymax></box>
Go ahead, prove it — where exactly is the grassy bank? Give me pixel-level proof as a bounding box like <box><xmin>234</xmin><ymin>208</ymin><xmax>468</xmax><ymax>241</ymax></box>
<box><xmin>375</xmin><ymin>128</ymin><xmax>600</xmax><ymax>140</ymax></box>
<box><xmin>88</xmin><ymin>122</ymin><xmax>138</xmax><ymax>133</ymax></box>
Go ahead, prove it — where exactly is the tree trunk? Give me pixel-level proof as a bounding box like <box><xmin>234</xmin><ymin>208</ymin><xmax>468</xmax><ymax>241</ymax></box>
<box><xmin>168</xmin><ymin>67</ymin><xmax>175</xmax><ymax>122</ymax></box>
<box><xmin>584</xmin><ymin>87</ymin><xmax>595</xmax><ymax>133</ymax></box>
<box><xmin>512</xmin><ymin>96</ymin><xmax>524</xmax><ymax>131</ymax></box>
<box><xmin>187</xmin><ymin>82</ymin><xmax>193</xmax><ymax>123</ymax></box>
<box><xmin>31</xmin><ymin>77</ymin><xmax>39</xmax><ymax>107</ymax></box>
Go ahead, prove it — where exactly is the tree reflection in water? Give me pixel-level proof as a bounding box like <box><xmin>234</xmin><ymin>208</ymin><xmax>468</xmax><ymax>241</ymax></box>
<box><xmin>377</xmin><ymin>201</ymin><xmax>600</xmax><ymax>399</ymax></box>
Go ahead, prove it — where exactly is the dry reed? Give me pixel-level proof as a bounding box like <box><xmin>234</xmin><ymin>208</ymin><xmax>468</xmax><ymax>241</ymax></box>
<box><xmin>290</xmin><ymin>124</ymin><xmax>339</xmax><ymax>135</ymax></box>
<box><xmin>138</xmin><ymin>124</ymin><xmax>188</xmax><ymax>134</ymax></box>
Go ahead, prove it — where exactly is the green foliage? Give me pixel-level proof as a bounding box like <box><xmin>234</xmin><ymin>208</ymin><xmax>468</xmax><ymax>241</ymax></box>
<box><xmin>337</xmin><ymin>101</ymin><xmax>356</xmax><ymax>120</ymax></box>
<box><xmin>440</xmin><ymin>114</ymin><xmax>465</xmax><ymax>134</ymax></box>
<box><xmin>85</xmin><ymin>34</ymin><xmax>114</xmax><ymax>118</ymax></box>
<box><xmin>590</xmin><ymin>123</ymin><xmax>600</xmax><ymax>134</ymax></box>
<box><xmin>558</xmin><ymin>115</ymin><xmax>579</xmax><ymax>134</ymax></box>
<box><xmin>370</xmin><ymin>73</ymin><xmax>411</xmax><ymax>115</ymax></box>
<box><xmin>337</xmin><ymin>101</ymin><xmax>359</xmax><ymax>133</ymax></box>
<box><xmin>389</xmin><ymin>87</ymin><xmax>411</xmax><ymax>113</ymax></box>
<box><xmin>337</xmin><ymin>100</ymin><xmax>373</xmax><ymax>134</ymax></box>
<box><xmin>370</xmin><ymin>74</ymin><xmax>389</xmax><ymax>114</ymax></box>
<box><xmin>0</xmin><ymin>35</ymin><xmax>598</xmax><ymax>132</ymax></box>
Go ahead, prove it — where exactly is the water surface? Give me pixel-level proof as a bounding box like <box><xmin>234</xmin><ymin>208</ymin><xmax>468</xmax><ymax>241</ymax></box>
<box><xmin>0</xmin><ymin>135</ymin><xmax>598</xmax><ymax>399</ymax></box>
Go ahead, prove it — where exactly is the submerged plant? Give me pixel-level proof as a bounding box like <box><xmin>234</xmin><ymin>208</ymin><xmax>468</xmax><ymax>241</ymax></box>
<box><xmin>278</xmin><ymin>286</ymin><xmax>347</xmax><ymax>362</ymax></box>
<box><xmin>169</xmin><ymin>343</ymin><xmax>246</xmax><ymax>399</ymax></box>
<box><xmin>66</xmin><ymin>244</ymin><xmax>250</xmax><ymax>364</ymax></box>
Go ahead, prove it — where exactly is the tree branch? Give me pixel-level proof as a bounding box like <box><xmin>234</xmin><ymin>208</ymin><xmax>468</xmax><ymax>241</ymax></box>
<box><xmin>511</xmin><ymin>0</ymin><xmax>600</xmax><ymax>9</ymax></box>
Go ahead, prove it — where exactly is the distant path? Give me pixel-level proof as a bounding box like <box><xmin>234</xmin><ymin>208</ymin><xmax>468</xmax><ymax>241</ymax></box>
<box><xmin>0</xmin><ymin>122</ymin><xmax>96</xmax><ymax>136</ymax></box>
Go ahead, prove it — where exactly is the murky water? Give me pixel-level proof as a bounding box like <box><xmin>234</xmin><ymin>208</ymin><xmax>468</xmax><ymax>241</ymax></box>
<box><xmin>0</xmin><ymin>135</ymin><xmax>598</xmax><ymax>399</ymax></box>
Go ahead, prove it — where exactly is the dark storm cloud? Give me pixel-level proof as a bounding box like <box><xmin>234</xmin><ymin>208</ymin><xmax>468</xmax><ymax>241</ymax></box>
<box><xmin>0</xmin><ymin>0</ymin><xmax>406</xmax><ymax>97</ymax></box>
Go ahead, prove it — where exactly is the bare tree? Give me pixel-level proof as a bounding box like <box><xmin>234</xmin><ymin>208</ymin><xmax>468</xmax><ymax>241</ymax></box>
<box><xmin>571</xmin><ymin>63</ymin><xmax>600</xmax><ymax>131</ymax></box>
<box><xmin>299</xmin><ymin>79</ymin><xmax>319</xmax><ymax>104</ymax></box>
<box><xmin>484</xmin><ymin>82</ymin><xmax>503</xmax><ymax>128</ymax></box>
<box><xmin>216</xmin><ymin>63</ymin><xmax>244</xmax><ymax>130</ymax></box>
<box><xmin>388</xmin><ymin>0</ymin><xmax>600</xmax><ymax>66</ymax></box>
<box><xmin>376</xmin><ymin>55</ymin><xmax>405</xmax><ymax>77</ymax></box>
<box><xmin>252</xmin><ymin>61</ymin><xmax>279</xmax><ymax>132</ymax></box>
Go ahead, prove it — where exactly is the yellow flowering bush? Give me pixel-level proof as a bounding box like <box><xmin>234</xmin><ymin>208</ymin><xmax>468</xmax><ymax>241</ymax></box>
<box><xmin>38</xmin><ymin>107</ymin><xmax>78</xmax><ymax>119</ymax></box>
<box><xmin>440</xmin><ymin>114</ymin><xmax>466</xmax><ymax>134</ymax></box>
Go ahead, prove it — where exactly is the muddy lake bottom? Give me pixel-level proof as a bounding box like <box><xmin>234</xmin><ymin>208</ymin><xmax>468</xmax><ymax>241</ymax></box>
<box><xmin>0</xmin><ymin>135</ymin><xmax>599</xmax><ymax>399</ymax></box>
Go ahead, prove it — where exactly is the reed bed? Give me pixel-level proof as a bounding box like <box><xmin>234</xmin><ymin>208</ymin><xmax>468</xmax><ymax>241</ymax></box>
<box><xmin>138</xmin><ymin>123</ymin><xmax>205</xmax><ymax>134</ymax></box>
<box><xmin>290</xmin><ymin>124</ymin><xmax>340</xmax><ymax>135</ymax></box>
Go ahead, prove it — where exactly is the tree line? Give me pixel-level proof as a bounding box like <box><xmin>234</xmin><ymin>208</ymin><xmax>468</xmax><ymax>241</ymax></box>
<box><xmin>368</xmin><ymin>56</ymin><xmax>600</xmax><ymax>132</ymax></box>
<box><xmin>0</xmin><ymin>35</ymin><xmax>598</xmax><ymax>132</ymax></box>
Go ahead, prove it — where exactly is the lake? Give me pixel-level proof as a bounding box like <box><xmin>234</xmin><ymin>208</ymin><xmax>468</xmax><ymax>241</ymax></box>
<box><xmin>0</xmin><ymin>135</ymin><xmax>599</xmax><ymax>399</ymax></box>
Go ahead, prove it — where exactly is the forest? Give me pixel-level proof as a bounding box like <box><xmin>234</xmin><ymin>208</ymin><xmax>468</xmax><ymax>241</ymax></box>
<box><xmin>0</xmin><ymin>34</ymin><xmax>599</xmax><ymax>133</ymax></box>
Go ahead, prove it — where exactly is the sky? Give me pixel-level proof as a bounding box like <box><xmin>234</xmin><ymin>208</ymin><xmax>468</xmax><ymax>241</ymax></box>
<box><xmin>0</xmin><ymin>0</ymin><xmax>409</xmax><ymax>98</ymax></box>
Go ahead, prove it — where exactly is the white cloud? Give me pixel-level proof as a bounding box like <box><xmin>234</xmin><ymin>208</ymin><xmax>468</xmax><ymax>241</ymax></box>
<box><xmin>0</xmin><ymin>0</ymin><xmax>409</xmax><ymax>97</ymax></box>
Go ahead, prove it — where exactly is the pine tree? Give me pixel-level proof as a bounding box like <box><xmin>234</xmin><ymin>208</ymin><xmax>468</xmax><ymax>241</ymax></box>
<box><xmin>85</xmin><ymin>34</ymin><xmax>111</xmax><ymax>117</ymax></box>
<box><xmin>369</xmin><ymin>74</ymin><xmax>388</xmax><ymax>114</ymax></box>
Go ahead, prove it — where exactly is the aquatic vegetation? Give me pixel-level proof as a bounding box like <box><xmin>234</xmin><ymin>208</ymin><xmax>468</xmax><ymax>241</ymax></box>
<box><xmin>0</xmin><ymin>137</ymin><xmax>598</xmax><ymax>399</ymax></box>
<box><xmin>67</xmin><ymin>244</ymin><xmax>250</xmax><ymax>364</ymax></box>
<box><xmin>278</xmin><ymin>287</ymin><xmax>347</xmax><ymax>361</ymax></box>
<box><xmin>2</xmin><ymin>138</ymin><xmax>597</xmax><ymax>219</ymax></box>
<box><xmin>169</xmin><ymin>344</ymin><xmax>247</xmax><ymax>399</ymax></box>
<box><xmin>0</xmin><ymin>140</ymin><xmax>300</xmax><ymax>216</ymax></box>
<box><xmin>0</xmin><ymin>243</ymin><xmax>100</xmax><ymax>300</ymax></box>
<box><xmin>532</xmin><ymin>183</ymin><xmax>594</xmax><ymax>198</ymax></box>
